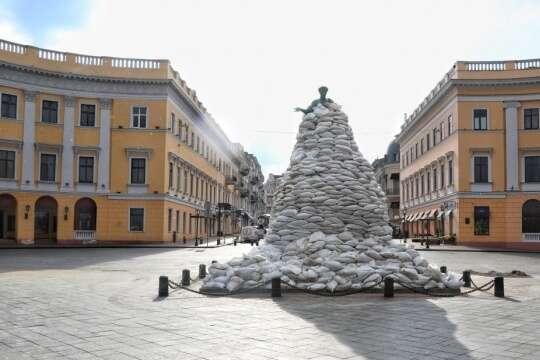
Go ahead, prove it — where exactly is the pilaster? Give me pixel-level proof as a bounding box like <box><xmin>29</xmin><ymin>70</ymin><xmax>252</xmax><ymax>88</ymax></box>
<box><xmin>21</xmin><ymin>91</ymin><xmax>36</xmax><ymax>190</ymax></box>
<box><xmin>503</xmin><ymin>101</ymin><xmax>520</xmax><ymax>191</ymax></box>
<box><xmin>98</xmin><ymin>98</ymin><xmax>112</xmax><ymax>192</ymax></box>
<box><xmin>60</xmin><ymin>96</ymin><xmax>76</xmax><ymax>191</ymax></box>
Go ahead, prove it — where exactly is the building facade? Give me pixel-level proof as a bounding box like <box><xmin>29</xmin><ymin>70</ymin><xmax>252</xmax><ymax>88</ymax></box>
<box><xmin>263</xmin><ymin>173</ymin><xmax>283</xmax><ymax>214</ymax></box>
<box><xmin>0</xmin><ymin>38</ymin><xmax>264</xmax><ymax>245</ymax></box>
<box><xmin>398</xmin><ymin>59</ymin><xmax>540</xmax><ymax>248</ymax></box>
<box><xmin>372</xmin><ymin>141</ymin><xmax>400</xmax><ymax>228</ymax></box>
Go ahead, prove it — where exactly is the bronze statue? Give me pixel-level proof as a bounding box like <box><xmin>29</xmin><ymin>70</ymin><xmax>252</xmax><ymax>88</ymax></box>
<box><xmin>295</xmin><ymin>86</ymin><xmax>334</xmax><ymax>114</ymax></box>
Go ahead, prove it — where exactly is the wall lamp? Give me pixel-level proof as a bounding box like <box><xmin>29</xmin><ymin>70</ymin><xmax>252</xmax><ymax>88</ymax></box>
<box><xmin>24</xmin><ymin>205</ymin><xmax>30</xmax><ymax>219</ymax></box>
<box><xmin>64</xmin><ymin>206</ymin><xmax>69</xmax><ymax>221</ymax></box>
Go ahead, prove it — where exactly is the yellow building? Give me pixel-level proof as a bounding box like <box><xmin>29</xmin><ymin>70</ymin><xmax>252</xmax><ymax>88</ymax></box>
<box><xmin>0</xmin><ymin>39</ymin><xmax>265</xmax><ymax>245</ymax></box>
<box><xmin>398</xmin><ymin>59</ymin><xmax>540</xmax><ymax>249</ymax></box>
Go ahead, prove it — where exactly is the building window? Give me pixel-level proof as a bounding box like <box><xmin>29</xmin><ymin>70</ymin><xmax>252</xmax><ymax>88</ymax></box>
<box><xmin>190</xmin><ymin>174</ymin><xmax>194</xmax><ymax>196</ymax></box>
<box><xmin>190</xmin><ymin>132</ymin><xmax>194</xmax><ymax>148</ymax></box>
<box><xmin>433</xmin><ymin>168</ymin><xmax>437</xmax><ymax>191</ymax></box>
<box><xmin>196</xmin><ymin>136</ymin><xmax>200</xmax><ymax>153</ymax></box>
<box><xmin>474</xmin><ymin>156</ymin><xmax>489</xmax><ymax>183</ymax></box>
<box><xmin>448</xmin><ymin>159</ymin><xmax>453</xmax><ymax>186</ymax></box>
<box><xmin>448</xmin><ymin>115</ymin><xmax>453</xmax><ymax>135</ymax></box>
<box><xmin>1</xmin><ymin>94</ymin><xmax>17</xmax><ymax>119</ymax></box>
<box><xmin>170</xmin><ymin>113</ymin><xmax>175</xmax><ymax>133</ymax></box>
<box><xmin>420</xmin><ymin>174</ymin><xmax>425</xmax><ymax>195</ymax></box>
<box><xmin>473</xmin><ymin>109</ymin><xmax>488</xmax><ymax>130</ymax></box>
<box><xmin>524</xmin><ymin>108</ymin><xmax>539</xmax><ymax>130</ymax></box>
<box><xmin>426</xmin><ymin>134</ymin><xmax>430</xmax><ymax>151</ymax></box>
<box><xmin>0</xmin><ymin>150</ymin><xmax>15</xmax><ymax>179</ymax></box>
<box><xmin>415</xmin><ymin>178</ymin><xmax>419</xmax><ymax>198</ymax></box>
<box><xmin>427</xmin><ymin>171</ymin><xmax>431</xmax><ymax>192</ymax></box>
<box><xmin>168</xmin><ymin>162</ymin><xmax>174</xmax><ymax>189</ymax></box>
<box><xmin>168</xmin><ymin>208</ymin><xmax>172</xmax><ymax>232</ymax></box>
<box><xmin>420</xmin><ymin>139</ymin><xmax>424</xmax><ymax>155</ymax></box>
<box><xmin>129</xmin><ymin>208</ymin><xmax>144</xmax><ymax>232</ymax></box>
<box><xmin>439</xmin><ymin>122</ymin><xmax>444</xmax><ymax>141</ymax></box>
<box><xmin>176</xmin><ymin>210</ymin><xmax>180</xmax><ymax>232</ymax></box>
<box><xmin>183</xmin><ymin>212</ymin><xmax>187</xmax><ymax>234</ymax></box>
<box><xmin>80</xmin><ymin>104</ymin><xmax>96</xmax><ymax>127</ymax></box>
<box><xmin>440</xmin><ymin>164</ymin><xmax>445</xmax><ymax>189</ymax></box>
<box><xmin>525</xmin><ymin>156</ymin><xmax>540</xmax><ymax>183</ymax></box>
<box><xmin>40</xmin><ymin>153</ymin><xmax>56</xmax><ymax>182</ymax></box>
<box><xmin>432</xmin><ymin>128</ymin><xmax>437</xmax><ymax>146</ymax></box>
<box><xmin>42</xmin><ymin>100</ymin><xmax>58</xmax><ymax>123</ymax></box>
<box><xmin>415</xmin><ymin>143</ymin><xmax>418</xmax><ymax>159</ymax></box>
<box><xmin>184</xmin><ymin>170</ymin><xmax>188</xmax><ymax>193</ymax></box>
<box><xmin>78</xmin><ymin>156</ymin><xmax>94</xmax><ymax>184</ymax></box>
<box><xmin>132</xmin><ymin>106</ymin><xmax>147</xmax><ymax>128</ymax></box>
<box><xmin>474</xmin><ymin>206</ymin><xmax>490</xmax><ymax>235</ymax></box>
<box><xmin>523</xmin><ymin>200</ymin><xmax>540</xmax><ymax>233</ymax></box>
<box><xmin>176</xmin><ymin>166</ymin><xmax>181</xmax><ymax>192</ymax></box>
<box><xmin>130</xmin><ymin>158</ymin><xmax>146</xmax><ymax>184</ymax></box>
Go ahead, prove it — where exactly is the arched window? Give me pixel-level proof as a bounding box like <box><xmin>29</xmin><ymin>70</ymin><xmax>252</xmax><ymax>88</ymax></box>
<box><xmin>74</xmin><ymin>198</ymin><xmax>97</xmax><ymax>231</ymax></box>
<box><xmin>523</xmin><ymin>199</ymin><xmax>540</xmax><ymax>233</ymax></box>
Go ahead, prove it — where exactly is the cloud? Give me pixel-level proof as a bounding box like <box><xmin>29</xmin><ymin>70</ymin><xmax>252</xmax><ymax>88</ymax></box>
<box><xmin>9</xmin><ymin>0</ymin><xmax>540</xmax><ymax>178</ymax></box>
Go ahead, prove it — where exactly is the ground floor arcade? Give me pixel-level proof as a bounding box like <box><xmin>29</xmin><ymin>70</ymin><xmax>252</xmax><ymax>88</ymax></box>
<box><xmin>0</xmin><ymin>191</ymin><xmax>241</xmax><ymax>245</ymax></box>
<box><xmin>402</xmin><ymin>193</ymin><xmax>540</xmax><ymax>249</ymax></box>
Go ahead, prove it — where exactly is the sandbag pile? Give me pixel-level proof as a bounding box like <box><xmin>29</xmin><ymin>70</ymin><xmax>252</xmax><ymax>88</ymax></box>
<box><xmin>201</xmin><ymin>96</ymin><xmax>463</xmax><ymax>293</ymax></box>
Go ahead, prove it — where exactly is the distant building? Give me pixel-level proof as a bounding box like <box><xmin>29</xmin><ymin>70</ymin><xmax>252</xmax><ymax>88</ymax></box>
<box><xmin>263</xmin><ymin>173</ymin><xmax>283</xmax><ymax>214</ymax></box>
<box><xmin>397</xmin><ymin>59</ymin><xmax>540</xmax><ymax>249</ymax></box>
<box><xmin>372</xmin><ymin>141</ymin><xmax>400</xmax><ymax>227</ymax></box>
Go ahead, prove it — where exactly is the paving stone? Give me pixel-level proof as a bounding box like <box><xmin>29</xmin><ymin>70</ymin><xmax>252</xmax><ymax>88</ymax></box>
<box><xmin>0</xmin><ymin>247</ymin><xmax>540</xmax><ymax>359</ymax></box>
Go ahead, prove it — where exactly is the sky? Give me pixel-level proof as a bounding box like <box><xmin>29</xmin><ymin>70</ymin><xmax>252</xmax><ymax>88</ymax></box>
<box><xmin>2</xmin><ymin>0</ymin><xmax>540</xmax><ymax>179</ymax></box>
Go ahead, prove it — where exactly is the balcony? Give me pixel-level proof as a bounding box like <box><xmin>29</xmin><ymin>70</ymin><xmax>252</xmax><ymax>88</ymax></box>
<box><xmin>239</xmin><ymin>166</ymin><xmax>250</xmax><ymax>176</ymax></box>
<box><xmin>523</xmin><ymin>233</ymin><xmax>540</xmax><ymax>242</ymax></box>
<box><xmin>74</xmin><ymin>230</ymin><xmax>96</xmax><ymax>243</ymax></box>
<box><xmin>225</xmin><ymin>175</ymin><xmax>237</xmax><ymax>185</ymax></box>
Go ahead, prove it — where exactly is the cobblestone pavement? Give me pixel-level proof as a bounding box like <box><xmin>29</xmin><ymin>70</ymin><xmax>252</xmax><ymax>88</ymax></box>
<box><xmin>1</xmin><ymin>245</ymin><xmax>540</xmax><ymax>359</ymax></box>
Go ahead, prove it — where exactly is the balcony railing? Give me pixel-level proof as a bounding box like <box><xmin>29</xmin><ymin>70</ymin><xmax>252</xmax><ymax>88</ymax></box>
<box><xmin>74</xmin><ymin>230</ymin><xmax>96</xmax><ymax>242</ymax></box>
<box><xmin>225</xmin><ymin>175</ymin><xmax>237</xmax><ymax>185</ymax></box>
<box><xmin>523</xmin><ymin>233</ymin><xmax>540</xmax><ymax>242</ymax></box>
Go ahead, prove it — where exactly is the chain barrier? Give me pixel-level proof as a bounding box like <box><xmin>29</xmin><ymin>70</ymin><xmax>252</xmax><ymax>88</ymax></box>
<box><xmin>279</xmin><ymin>278</ymin><xmax>384</xmax><ymax>297</ymax></box>
<box><xmin>166</xmin><ymin>270</ymin><xmax>499</xmax><ymax>298</ymax></box>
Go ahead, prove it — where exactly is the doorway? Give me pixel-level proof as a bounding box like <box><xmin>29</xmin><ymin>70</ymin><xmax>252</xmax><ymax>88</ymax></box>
<box><xmin>35</xmin><ymin>196</ymin><xmax>58</xmax><ymax>244</ymax></box>
<box><xmin>0</xmin><ymin>194</ymin><xmax>17</xmax><ymax>240</ymax></box>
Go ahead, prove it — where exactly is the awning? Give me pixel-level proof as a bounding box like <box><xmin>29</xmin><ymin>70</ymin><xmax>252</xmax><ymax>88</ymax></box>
<box><xmin>437</xmin><ymin>211</ymin><xmax>444</xmax><ymax>219</ymax></box>
<box><xmin>445</xmin><ymin>209</ymin><xmax>453</xmax><ymax>216</ymax></box>
<box><xmin>412</xmin><ymin>213</ymin><xmax>421</xmax><ymax>221</ymax></box>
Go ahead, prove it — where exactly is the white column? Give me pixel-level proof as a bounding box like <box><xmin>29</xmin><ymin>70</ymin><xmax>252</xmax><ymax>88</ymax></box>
<box><xmin>504</xmin><ymin>101</ymin><xmax>520</xmax><ymax>191</ymax></box>
<box><xmin>21</xmin><ymin>91</ymin><xmax>36</xmax><ymax>190</ymax></box>
<box><xmin>61</xmin><ymin>96</ymin><xmax>75</xmax><ymax>191</ymax></box>
<box><xmin>98</xmin><ymin>98</ymin><xmax>111</xmax><ymax>192</ymax></box>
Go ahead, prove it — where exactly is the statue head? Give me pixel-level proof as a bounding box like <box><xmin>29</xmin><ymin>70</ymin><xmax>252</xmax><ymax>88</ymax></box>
<box><xmin>319</xmin><ymin>86</ymin><xmax>328</xmax><ymax>100</ymax></box>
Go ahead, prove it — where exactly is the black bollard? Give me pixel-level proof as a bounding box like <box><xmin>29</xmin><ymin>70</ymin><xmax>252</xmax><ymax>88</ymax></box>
<box><xmin>462</xmin><ymin>271</ymin><xmax>471</xmax><ymax>288</ymax></box>
<box><xmin>181</xmin><ymin>269</ymin><xmax>191</xmax><ymax>286</ymax></box>
<box><xmin>183</xmin><ymin>236</ymin><xmax>186</xmax><ymax>244</ymax></box>
<box><xmin>234</xmin><ymin>240</ymin><xmax>237</xmax><ymax>246</ymax></box>
<box><xmin>217</xmin><ymin>238</ymin><xmax>220</xmax><ymax>245</ymax></box>
<box><xmin>256</xmin><ymin>240</ymin><xmax>259</xmax><ymax>246</ymax></box>
<box><xmin>159</xmin><ymin>276</ymin><xmax>169</xmax><ymax>297</ymax></box>
<box><xmin>384</xmin><ymin>277</ymin><xmax>394</xmax><ymax>298</ymax></box>
<box><xmin>271</xmin><ymin>277</ymin><xmax>281</xmax><ymax>298</ymax></box>
<box><xmin>440</xmin><ymin>266</ymin><xmax>447</xmax><ymax>274</ymax></box>
<box><xmin>494</xmin><ymin>276</ymin><xmax>504</xmax><ymax>298</ymax></box>
<box><xmin>250</xmin><ymin>241</ymin><xmax>254</xmax><ymax>246</ymax></box>
<box><xmin>199</xmin><ymin>264</ymin><xmax>207</xmax><ymax>279</ymax></box>
<box><xmin>211</xmin><ymin>260</ymin><xmax>217</xmax><ymax>264</ymax></box>
<box><xmin>425</xmin><ymin>240</ymin><xmax>430</xmax><ymax>249</ymax></box>
<box><xmin>194</xmin><ymin>239</ymin><xmax>198</xmax><ymax>246</ymax></box>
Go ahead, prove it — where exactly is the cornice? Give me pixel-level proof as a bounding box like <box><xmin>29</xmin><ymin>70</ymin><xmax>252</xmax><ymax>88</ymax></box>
<box><xmin>0</xmin><ymin>60</ymin><xmax>167</xmax><ymax>85</ymax></box>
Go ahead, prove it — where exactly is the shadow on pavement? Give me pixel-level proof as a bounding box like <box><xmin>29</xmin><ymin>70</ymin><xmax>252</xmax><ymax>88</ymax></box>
<box><xmin>274</xmin><ymin>294</ymin><xmax>473</xmax><ymax>359</ymax></box>
<box><xmin>0</xmin><ymin>247</ymin><xmax>181</xmax><ymax>273</ymax></box>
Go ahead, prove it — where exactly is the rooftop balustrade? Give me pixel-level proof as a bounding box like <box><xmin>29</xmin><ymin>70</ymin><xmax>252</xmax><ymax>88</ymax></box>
<box><xmin>400</xmin><ymin>57</ymin><xmax>540</xmax><ymax>134</ymax></box>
